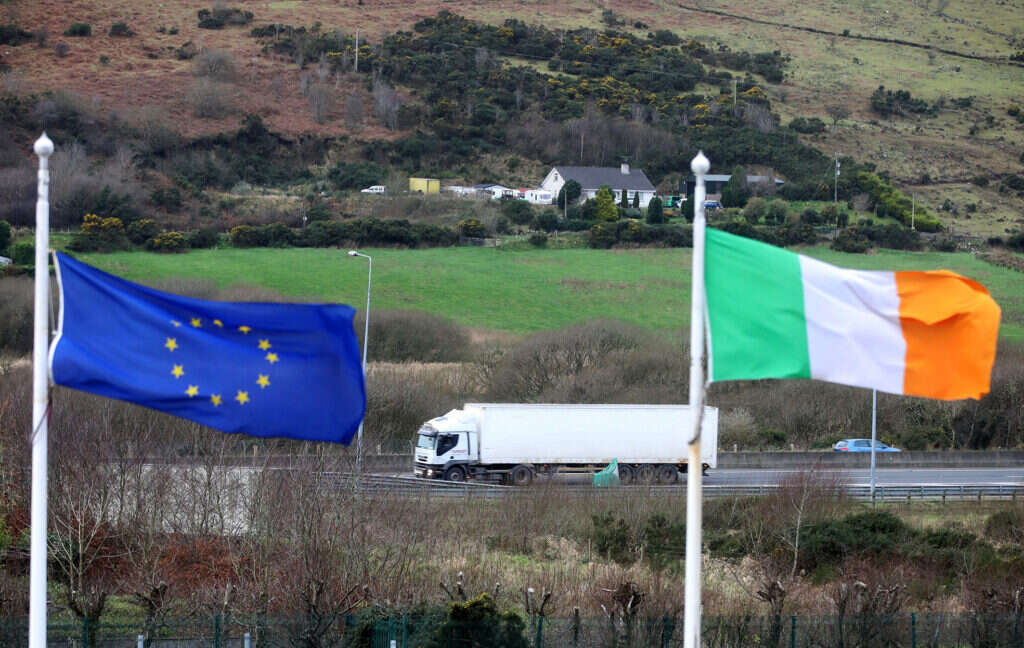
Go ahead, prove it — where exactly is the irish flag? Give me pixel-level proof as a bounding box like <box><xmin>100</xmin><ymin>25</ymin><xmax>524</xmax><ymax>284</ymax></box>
<box><xmin>704</xmin><ymin>228</ymin><xmax>1000</xmax><ymax>400</ymax></box>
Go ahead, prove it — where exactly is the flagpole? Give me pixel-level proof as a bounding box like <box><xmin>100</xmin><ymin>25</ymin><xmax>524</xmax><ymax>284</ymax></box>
<box><xmin>684</xmin><ymin>151</ymin><xmax>710</xmax><ymax>648</ymax></box>
<box><xmin>29</xmin><ymin>132</ymin><xmax>54</xmax><ymax>648</ymax></box>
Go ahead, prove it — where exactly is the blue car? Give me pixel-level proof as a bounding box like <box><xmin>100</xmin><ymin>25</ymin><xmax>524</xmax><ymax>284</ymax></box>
<box><xmin>833</xmin><ymin>439</ymin><xmax>901</xmax><ymax>452</ymax></box>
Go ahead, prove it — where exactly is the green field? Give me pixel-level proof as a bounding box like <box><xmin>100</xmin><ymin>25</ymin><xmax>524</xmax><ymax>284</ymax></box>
<box><xmin>79</xmin><ymin>245</ymin><xmax>1024</xmax><ymax>340</ymax></box>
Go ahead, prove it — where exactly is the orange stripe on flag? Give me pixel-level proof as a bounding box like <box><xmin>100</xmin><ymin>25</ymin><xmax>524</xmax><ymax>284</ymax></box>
<box><xmin>895</xmin><ymin>270</ymin><xmax>1001</xmax><ymax>400</ymax></box>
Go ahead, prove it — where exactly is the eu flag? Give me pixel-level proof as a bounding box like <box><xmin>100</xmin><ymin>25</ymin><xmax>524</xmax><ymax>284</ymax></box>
<box><xmin>50</xmin><ymin>253</ymin><xmax>366</xmax><ymax>444</ymax></box>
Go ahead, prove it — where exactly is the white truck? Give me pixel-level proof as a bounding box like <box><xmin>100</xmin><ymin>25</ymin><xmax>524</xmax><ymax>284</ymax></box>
<box><xmin>412</xmin><ymin>403</ymin><xmax>718</xmax><ymax>485</ymax></box>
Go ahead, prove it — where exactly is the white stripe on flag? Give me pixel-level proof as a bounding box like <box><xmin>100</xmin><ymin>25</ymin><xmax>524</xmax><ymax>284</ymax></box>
<box><xmin>799</xmin><ymin>256</ymin><xmax>906</xmax><ymax>394</ymax></box>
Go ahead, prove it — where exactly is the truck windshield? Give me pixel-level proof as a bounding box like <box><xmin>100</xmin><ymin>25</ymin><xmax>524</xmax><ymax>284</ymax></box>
<box><xmin>416</xmin><ymin>433</ymin><xmax>435</xmax><ymax>450</ymax></box>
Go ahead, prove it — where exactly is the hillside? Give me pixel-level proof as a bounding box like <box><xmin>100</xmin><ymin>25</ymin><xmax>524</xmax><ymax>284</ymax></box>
<box><xmin>0</xmin><ymin>0</ymin><xmax>1022</xmax><ymax>238</ymax></box>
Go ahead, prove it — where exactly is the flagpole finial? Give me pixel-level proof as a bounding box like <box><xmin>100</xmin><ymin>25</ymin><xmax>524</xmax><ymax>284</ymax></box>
<box><xmin>34</xmin><ymin>133</ymin><xmax>54</xmax><ymax>158</ymax></box>
<box><xmin>691</xmin><ymin>151</ymin><xmax>709</xmax><ymax>176</ymax></box>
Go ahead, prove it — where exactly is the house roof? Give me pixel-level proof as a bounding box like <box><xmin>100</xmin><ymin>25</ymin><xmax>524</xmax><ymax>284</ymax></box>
<box><xmin>553</xmin><ymin>166</ymin><xmax>656</xmax><ymax>192</ymax></box>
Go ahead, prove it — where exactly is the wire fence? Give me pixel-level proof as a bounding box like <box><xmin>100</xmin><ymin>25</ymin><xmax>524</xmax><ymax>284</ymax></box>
<box><xmin>2</xmin><ymin>613</ymin><xmax>1022</xmax><ymax>648</ymax></box>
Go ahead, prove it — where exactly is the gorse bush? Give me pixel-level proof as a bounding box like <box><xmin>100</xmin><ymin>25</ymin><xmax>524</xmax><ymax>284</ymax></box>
<box><xmin>63</xmin><ymin>23</ymin><xmax>91</xmax><ymax>37</ymax></box>
<box><xmin>146</xmin><ymin>231</ymin><xmax>187</xmax><ymax>252</ymax></box>
<box><xmin>0</xmin><ymin>220</ymin><xmax>10</xmax><ymax>254</ymax></box>
<box><xmin>126</xmin><ymin>219</ymin><xmax>159</xmax><ymax>245</ymax></box>
<box><xmin>0</xmin><ymin>277</ymin><xmax>33</xmax><ymax>353</ymax></box>
<box><xmin>69</xmin><ymin>213</ymin><xmax>130</xmax><ymax>252</ymax></box>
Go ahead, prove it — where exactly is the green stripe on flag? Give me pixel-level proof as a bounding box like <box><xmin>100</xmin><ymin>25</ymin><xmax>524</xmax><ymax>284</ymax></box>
<box><xmin>705</xmin><ymin>228</ymin><xmax>811</xmax><ymax>381</ymax></box>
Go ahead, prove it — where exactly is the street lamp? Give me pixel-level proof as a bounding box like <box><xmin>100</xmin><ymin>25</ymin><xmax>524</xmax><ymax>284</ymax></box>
<box><xmin>348</xmin><ymin>250</ymin><xmax>372</xmax><ymax>474</ymax></box>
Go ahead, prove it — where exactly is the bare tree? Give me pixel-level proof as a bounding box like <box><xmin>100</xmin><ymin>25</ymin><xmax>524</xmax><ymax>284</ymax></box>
<box><xmin>345</xmin><ymin>94</ymin><xmax>363</xmax><ymax>128</ymax></box>
<box><xmin>372</xmin><ymin>80</ymin><xmax>401</xmax><ymax>130</ymax></box>
<box><xmin>826</xmin><ymin>103</ymin><xmax>851</xmax><ymax>128</ymax></box>
<box><xmin>309</xmin><ymin>83</ymin><xmax>332</xmax><ymax>124</ymax></box>
<box><xmin>743</xmin><ymin>104</ymin><xmax>778</xmax><ymax>133</ymax></box>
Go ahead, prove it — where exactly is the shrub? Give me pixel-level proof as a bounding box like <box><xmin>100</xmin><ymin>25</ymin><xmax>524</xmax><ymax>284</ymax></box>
<box><xmin>187</xmin><ymin>228</ymin><xmax>219</xmax><ymax>249</ymax></box>
<box><xmin>327</xmin><ymin>161</ymin><xmax>386</xmax><ymax>190</ymax></box>
<box><xmin>457</xmin><ymin>218</ymin><xmax>487</xmax><ymax>238</ymax></box>
<box><xmin>0</xmin><ymin>219</ymin><xmax>10</xmax><ymax>255</ymax></box>
<box><xmin>799</xmin><ymin>208</ymin><xmax>821</xmax><ymax>225</ymax></box>
<box><xmin>150</xmin><ymin>187</ymin><xmax>183</xmax><ymax>212</ymax></box>
<box><xmin>192</xmin><ymin>48</ymin><xmax>235</xmax><ymax>81</ymax></box>
<box><xmin>528</xmin><ymin>232</ymin><xmax>548</xmax><ymax>247</ymax></box>
<box><xmin>1002</xmin><ymin>175</ymin><xmax>1024</xmax><ymax>191</ymax></box>
<box><xmin>832</xmin><ymin>227</ymin><xmax>870</xmax><ymax>253</ymax></box>
<box><xmin>556</xmin><ymin>180</ymin><xmax>582</xmax><ymax>209</ymax></box>
<box><xmin>146</xmin><ymin>231</ymin><xmax>187</xmax><ymax>252</ymax></box>
<box><xmin>788</xmin><ymin>117</ymin><xmax>826</xmax><ymax>134</ymax></box>
<box><xmin>0</xmin><ymin>24</ymin><xmax>32</xmax><ymax>46</ymax></box>
<box><xmin>63</xmin><ymin>23</ymin><xmax>91</xmax><ymax>37</ymax></box>
<box><xmin>765</xmin><ymin>199</ymin><xmax>788</xmax><ymax>225</ymax></box>
<box><xmin>108</xmin><ymin>22</ymin><xmax>134</xmax><ymax>37</ymax></box>
<box><xmin>189</xmin><ymin>79</ymin><xmax>234</xmax><ymax>119</ymax></box>
<box><xmin>984</xmin><ymin>509</ymin><xmax>1023</xmax><ymax>543</ymax></box>
<box><xmin>356</xmin><ymin>310</ymin><xmax>470</xmax><ymax>362</ymax></box>
<box><xmin>54</xmin><ymin>42</ymin><xmax>70</xmax><ymax>58</ymax></box>
<box><xmin>931</xmin><ymin>237</ymin><xmax>958</xmax><ymax>252</ymax></box>
<box><xmin>69</xmin><ymin>213</ymin><xmax>130</xmax><ymax>252</ymax></box>
<box><xmin>532</xmin><ymin>210</ymin><xmax>559</xmax><ymax>233</ymax></box>
<box><xmin>500</xmin><ymin>199</ymin><xmax>533</xmax><ymax>226</ymax></box>
<box><xmin>742</xmin><ymin>197</ymin><xmax>767</xmax><ymax>224</ymax></box>
<box><xmin>645</xmin><ymin>196</ymin><xmax>665</xmax><ymax>224</ymax></box>
<box><xmin>424</xmin><ymin>594</ymin><xmax>529</xmax><ymax>648</ymax></box>
<box><xmin>176</xmin><ymin>41</ymin><xmax>198</xmax><ymax>60</ymax></box>
<box><xmin>11</xmin><ymin>240</ymin><xmax>34</xmax><ymax>266</ymax></box>
<box><xmin>590</xmin><ymin>512</ymin><xmax>636</xmax><ymax>565</ymax></box>
<box><xmin>0</xmin><ymin>277</ymin><xmax>33</xmax><ymax>353</ymax></box>
<box><xmin>229</xmin><ymin>225</ymin><xmax>265</xmax><ymax>248</ymax></box>
<box><xmin>126</xmin><ymin>219</ymin><xmax>160</xmax><ymax>245</ymax></box>
<box><xmin>971</xmin><ymin>175</ymin><xmax>990</xmax><ymax>187</ymax></box>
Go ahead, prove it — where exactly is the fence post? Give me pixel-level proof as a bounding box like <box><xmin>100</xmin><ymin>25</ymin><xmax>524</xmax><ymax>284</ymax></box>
<box><xmin>535</xmin><ymin>615</ymin><xmax>543</xmax><ymax>648</ymax></box>
<box><xmin>82</xmin><ymin>616</ymin><xmax>89</xmax><ymax>648</ymax></box>
<box><xmin>214</xmin><ymin>615</ymin><xmax>221</xmax><ymax>648</ymax></box>
<box><xmin>662</xmin><ymin>615</ymin><xmax>673</xmax><ymax>648</ymax></box>
<box><xmin>244</xmin><ymin>632</ymin><xmax>251</xmax><ymax>648</ymax></box>
<box><xmin>790</xmin><ymin>615</ymin><xmax>797</xmax><ymax>648</ymax></box>
<box><xmin>572</xmin><ymin>607</ymin><xmax>580</xmax><ymax>647</ymax></box>
<box><xmin>911</xmin><ymin>612</ymin><xmax>916</xmax><ymax>648</ymax></box>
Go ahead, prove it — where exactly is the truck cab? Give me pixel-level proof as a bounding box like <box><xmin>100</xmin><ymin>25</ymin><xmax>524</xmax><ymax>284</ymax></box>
<box><xmin>413</xmin><ymin>410</ymin><xmax>477</xmax><ymax>481</ymax></box>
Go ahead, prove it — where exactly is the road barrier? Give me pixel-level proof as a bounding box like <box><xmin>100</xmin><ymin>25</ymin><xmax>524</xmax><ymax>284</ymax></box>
<box><xmin>318</xmin><ymin>473</ymin><xmax>1024</xmax><ymax>501</ymax></box>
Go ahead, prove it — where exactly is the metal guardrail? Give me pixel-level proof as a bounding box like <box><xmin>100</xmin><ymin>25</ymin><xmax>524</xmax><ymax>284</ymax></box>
<box><xmin>319</xmin><ymin>473</ymin><xmax>1024</xmax><ymax>501</ymax></box>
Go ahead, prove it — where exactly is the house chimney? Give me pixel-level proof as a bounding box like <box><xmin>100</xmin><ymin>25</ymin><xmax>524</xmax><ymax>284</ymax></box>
<box><xmin>620</xmin><ymin>162</ymin><xmax>629</xmax><ymax>175</ymax></box>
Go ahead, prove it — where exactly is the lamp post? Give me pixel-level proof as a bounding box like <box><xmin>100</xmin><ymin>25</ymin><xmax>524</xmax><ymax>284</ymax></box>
<box><xmin>348</xmin><ymin>250</ymin><xmax>372</xmax><ymax>474</ymax></box>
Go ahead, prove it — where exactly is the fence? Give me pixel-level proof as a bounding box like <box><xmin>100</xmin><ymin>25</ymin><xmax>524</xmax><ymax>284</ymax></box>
<box><xmin>2</xmin><ymin>613</ymin><xmax>1021</xmax><ymax>647</ymax></box>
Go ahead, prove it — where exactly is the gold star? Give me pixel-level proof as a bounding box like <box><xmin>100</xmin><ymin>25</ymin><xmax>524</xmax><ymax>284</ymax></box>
<box><xmin>165</xmin><ymin>337</ymin><xmax>178</xmax><ymax>352</ymax></box>
<box><xmin>171</xmin><ymin>320</ymin><xmax>182</xmax><ymax>327</ymax></box>
<box><xmin>235</xmin><ymin>390</ymin><xmax>250</xmax><ymax>405</ymax></box>
<box><xmin>210</xmin><ymin>394</ymin><xmax>222</xmax><ymax>407</ymax></box>
<box><xmin>265</xmin><ymin>352</ymin><xmax>279</xmax><ymax>364</ymax></box>
<box><xmin>258</xmin><ymin>339</ymin><xmax>272</xmax><ymax>350</ymax></box>
<box><xmin>186</xmin><ymin>385</ymin><xmax>199</xmax><ymax>398</ymax></box>
<box><xmin>238</xmin><ymin>325</ymin><xmax>252</xmax><ymax>334</ymax></box>
<box><xmin>191</xmin><ymin>318</ymin><xmax>202</xmax><ymax>328</ymax></box>
<box><xmin>213</xmin><ymin>319</ymin><xmax>223</xmax><ymax>327</ymax></box>
<box><xmin>257</xmin><ymin>374</ymin><xmax>270</xmax><ymax>389</ymax></box>
<box><xmin>171</xmin><ymin>364</ymin><xmax>185</xmax><ymax>379</ymax></box>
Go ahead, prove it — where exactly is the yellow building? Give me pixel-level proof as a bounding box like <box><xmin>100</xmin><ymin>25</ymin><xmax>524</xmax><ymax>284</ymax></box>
<box><xmin>409</xmin><ymin>177</ymin><xmax>440</xmax><ymax>194</ymax></box>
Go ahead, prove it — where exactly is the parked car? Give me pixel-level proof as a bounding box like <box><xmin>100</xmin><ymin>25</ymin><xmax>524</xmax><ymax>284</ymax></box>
<box><xmin>833</xmin><ymin>439</ymin><xmax>901</xmax><ymax>452</ymax></box>
<box><xmin>360</xmin><ymin>185</ymin><xmax>386</xmax><ymax>194</ymax></box>
<box><xmin>704</xmin><ymin>200</ymin><xmax>721</xmax><ymax>210</ymax></box>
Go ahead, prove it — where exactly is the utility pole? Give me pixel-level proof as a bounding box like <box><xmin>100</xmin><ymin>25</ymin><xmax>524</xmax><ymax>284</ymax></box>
<box><xmin>911</xmin><ymin>194</ymin><xmax>916</xmax><ymax>231</ymax></box>
<box><xmin>733</xmin><ymin>79</ymin><xmax>737</xmax><ymax>112</ymax></box>
<box><xmin>834</xmin><ymin>153</ymin><xmax>840</xmax><ymax>237</ymax></box>
<box><xmin>354</xmin><ymin>28</ymin><xmax>359</xmax><ymax>73</ymax></box>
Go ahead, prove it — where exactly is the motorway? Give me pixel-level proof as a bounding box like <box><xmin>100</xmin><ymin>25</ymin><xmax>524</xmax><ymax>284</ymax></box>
<box><xmin>388</xmin><ymin>467</ymin><xmax>1023</xmax><ymax>488</ymax></box>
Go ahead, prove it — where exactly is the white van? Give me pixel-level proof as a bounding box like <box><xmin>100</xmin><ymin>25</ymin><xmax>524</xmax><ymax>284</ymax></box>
<box><xmin>360</xmin><ymin>185</ymin><xmax>386</xmax><ymax>194</ymax></box>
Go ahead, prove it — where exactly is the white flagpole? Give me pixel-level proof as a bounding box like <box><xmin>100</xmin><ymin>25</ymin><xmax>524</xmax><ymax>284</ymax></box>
<box><xmin>684</xmin><ymin>151</ymin><xmax>710</xmax><ymax>648</ymax></box>
<box><xmin>29</xmin><ymin>132</ymin><xmax>54</xmax><ymax>648</ymax></box>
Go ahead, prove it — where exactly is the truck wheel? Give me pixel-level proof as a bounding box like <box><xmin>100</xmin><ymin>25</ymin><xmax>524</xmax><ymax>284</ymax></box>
<box><xmin>510</xmin><ymin>465</ymin><xmax>533</xmax><ymax>486</ymax></box>
<box><xmin>636</xmin><ymin>464</ymin><xmax>655</xmax><ymax>483</ymax></box>
<box><xmin>443</xmin><ymin>466</ymin><xmax>466</xmax><ymax>482</ymax></box>
<box><xmin>618</xmin><ymin>464</ymin><xmax>635</xmax><ymax>485</ymax></box>
<box><xmin>655</xmin><ymin>464</ymin><xmax>678</xmax><ymax>485</ymax></box>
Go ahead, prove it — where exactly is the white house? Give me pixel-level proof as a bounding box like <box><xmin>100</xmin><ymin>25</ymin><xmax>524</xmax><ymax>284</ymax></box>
<box><xmin>524</xmin><ymin>189</ymin><xmax>554</xmax><ymax>205</ymax></box>
<box><xmin>539</xmin><ymin>163</ymin><xmax>657</xmax><ymax>208</ymax></box>
<box><xmin>442</xmin><ymin>185</ymin><xmax>478</xmax><ymax>196</ymax></box>
<box><xmin>473</xmin><ymin>183</ymin><xmax>516</xmax><ymax>200</ymax></box>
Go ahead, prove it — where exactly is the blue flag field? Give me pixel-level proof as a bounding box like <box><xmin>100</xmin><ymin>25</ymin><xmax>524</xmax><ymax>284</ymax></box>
<box><xmin>49</xmin><ymin>253</ymin><xmax>366</xmax><ymax>443</ymax></box>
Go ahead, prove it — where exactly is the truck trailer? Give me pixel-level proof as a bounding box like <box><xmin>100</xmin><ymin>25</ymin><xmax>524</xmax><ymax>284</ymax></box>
<box><xmin>412</xmin><ymin>403</ymin><xmax>718</xmax><ymax>485</ymax></box>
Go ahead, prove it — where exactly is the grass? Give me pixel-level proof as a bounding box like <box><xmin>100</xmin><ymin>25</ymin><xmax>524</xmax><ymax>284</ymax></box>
<box><xmin>78</xmin><ymin>243</ymin><xmax>1024</xmax><ymax>340</ymax></box>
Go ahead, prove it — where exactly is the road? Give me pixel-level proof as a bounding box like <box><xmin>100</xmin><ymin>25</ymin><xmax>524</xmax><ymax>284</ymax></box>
<box><xmin>388</xmin><ymin>467</ymin><xmax>1023</xmax><ymax>488</ymax></box>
